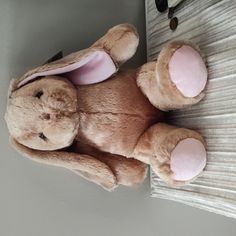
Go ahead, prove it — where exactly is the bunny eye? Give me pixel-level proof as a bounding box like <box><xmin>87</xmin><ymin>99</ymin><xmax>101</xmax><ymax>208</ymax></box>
<box><xmin>38</xmin><ymin>132</ymin><xmax>47</xmax><ymax>141</ymax></box>
<box><xmin>34</xmin><ymin>90</ymin><xmax>44</xmax><ymax>99</ymax></box>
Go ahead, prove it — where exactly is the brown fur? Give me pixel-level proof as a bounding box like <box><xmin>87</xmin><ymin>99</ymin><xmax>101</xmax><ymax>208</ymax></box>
<box><xmin>5</xmin><ymin>24</ymin><xmax>207</xmax><ymax>190</ymax></box>
<box><xmin>76</xmin><ymin>70</ymin><xmax>162</xmax><ymax>157</ymax></box>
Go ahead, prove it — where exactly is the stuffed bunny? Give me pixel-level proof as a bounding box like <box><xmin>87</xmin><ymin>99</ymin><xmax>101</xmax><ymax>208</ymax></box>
<box><xmin>5</xmin><ymin>24</ymin><xmax>208</xmax><ymax>191</ymax></box>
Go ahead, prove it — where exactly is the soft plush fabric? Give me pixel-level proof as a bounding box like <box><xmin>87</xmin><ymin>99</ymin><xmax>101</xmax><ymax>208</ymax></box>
<box><xmin>170</xmin><ymin>138</ymin><xmax>207</xmax><ymax>181</ymax></box>
<box><xmin>169</xmin><ymin>45</ymin><xmax>207</xmax><ymax>97</ymax></box>
<box><xmin>18</xmin><ymin>51</ymin><xmax>117</xmax><ymax>87</ymax></box>
<box><xmin>5</xmin><ymin>24</ymin><xmax>208</xmax><ymax>191</ymax></box>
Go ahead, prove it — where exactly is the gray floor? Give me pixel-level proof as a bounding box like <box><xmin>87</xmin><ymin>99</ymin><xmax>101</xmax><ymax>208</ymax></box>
<box><xmin>0</xmin><ymin>1</ymin><xmax>235</xmax><ymax>235</ymax></box>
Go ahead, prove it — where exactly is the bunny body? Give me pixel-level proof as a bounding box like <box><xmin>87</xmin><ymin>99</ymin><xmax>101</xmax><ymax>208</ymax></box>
<box><xmin>5</xmin><ymin>24</ymin><xmax>208</xmax><ymax>190</ymax></box>
<box><xmin>76</xmin><ymin>70</ymin><xmax>161</xmax><ymax>157</ymax></box>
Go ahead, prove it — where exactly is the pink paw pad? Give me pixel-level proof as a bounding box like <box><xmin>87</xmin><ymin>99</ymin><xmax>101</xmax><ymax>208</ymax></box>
<box><xmin>170</xmin><ymin>138</ymin><xmax>207</xmax><ymax>181</ymax></box>
<box><xmin>169</xmin><ymin>46</ymin><xmax>207</xmax><ymax>97</ymax></box>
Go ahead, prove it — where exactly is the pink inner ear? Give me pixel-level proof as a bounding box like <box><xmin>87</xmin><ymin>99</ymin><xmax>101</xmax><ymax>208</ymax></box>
<box><xmin>63</xmin><ymin>51</ymin><xmax>116</xmax><ymax>85</ymax></box>
<box><xmin>17</xmin><ymin>51</ymin><xmax>117</xmax><ymax>88</ymax></box>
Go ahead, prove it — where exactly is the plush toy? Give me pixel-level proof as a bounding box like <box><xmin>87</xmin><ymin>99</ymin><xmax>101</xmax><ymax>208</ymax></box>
<box><xmin>5</xmin><ymin>24</ymin><xmax>208</xmax><ymax>191</ymax></box>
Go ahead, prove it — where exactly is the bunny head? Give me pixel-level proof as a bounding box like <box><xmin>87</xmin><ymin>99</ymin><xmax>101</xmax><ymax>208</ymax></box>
<box><xmin>5</xmin><ymin>76</ymin><xmax>79</xmax><ymax>151</ymax></box>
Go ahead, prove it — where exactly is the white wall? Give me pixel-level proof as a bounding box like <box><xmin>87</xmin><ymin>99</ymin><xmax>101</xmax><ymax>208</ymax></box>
<box><xmin>0</xmin><ymin>0</ymin><xmax>235</xmax><ymax>235</ymax></box>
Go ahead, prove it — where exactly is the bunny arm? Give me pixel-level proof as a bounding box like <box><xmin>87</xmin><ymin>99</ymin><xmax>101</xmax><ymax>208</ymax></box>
<box><xmin>11</xmin><ymin>138</ymin><xmax>117</xmax><ymax>191</ymax></box>
<box><xmin>91</xmin><ymin>24</ymin><xmax>139</xmax><ymax>66</ymax></box>
<box><xmin>74</xmin><ymin>142</ymin><xmax>147</xmax><ymax>187</ymax></box>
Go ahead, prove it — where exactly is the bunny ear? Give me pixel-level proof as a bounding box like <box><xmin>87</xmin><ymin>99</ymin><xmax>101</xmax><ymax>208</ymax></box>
<box><xmin>91</xmin><ymin>24</ymin><xmax>139</xmax><ymax>66</ymax></box>
<box><xmin>12</xmin><ymin>24</ymin><xmax>140</xmax><ymax>91</ymax></box>
<box><xmin>10</xmin><ymin>138</ymin><xmax>117</xmax><ymax>191</ymax></box>
<box><xmin>15</xmin><ymin>47</ymin><xmax>118</xmax><ymax>90</ymax></box>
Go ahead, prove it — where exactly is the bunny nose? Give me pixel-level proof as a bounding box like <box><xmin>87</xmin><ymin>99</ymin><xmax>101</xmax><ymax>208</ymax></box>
<box><xmin>41</xmin><ymin>112</ymin><xmax>60</xmax><ymax>121</ymax></box>
<box><xmin>49</xmin><ymin>113</ymin><xmax>58</xmax><ymax>120</ymax></box>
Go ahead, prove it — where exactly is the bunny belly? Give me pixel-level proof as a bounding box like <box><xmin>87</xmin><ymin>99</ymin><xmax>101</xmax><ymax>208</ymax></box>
<box><xmin>76</xmin><ymin>70</ymin><xmax>163</xmax><ymax>156</ymax></box>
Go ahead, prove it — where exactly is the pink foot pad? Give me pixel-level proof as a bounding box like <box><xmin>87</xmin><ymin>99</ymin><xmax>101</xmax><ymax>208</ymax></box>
<box><xmin>170</xmin><ymin>138</ymin><xmax>207</xmax><ymax>181</ymax></box>
<box><xmin>169</xmin><ymin>46</ymin><xmax>207</xmax><ymax>97</ymax></box>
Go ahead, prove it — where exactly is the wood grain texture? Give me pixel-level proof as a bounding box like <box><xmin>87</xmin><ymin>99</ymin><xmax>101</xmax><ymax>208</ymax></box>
<box><xmin>146</xmin><ymin>0</ymin><xmax>236</xmax><ymax>218</ymax></box>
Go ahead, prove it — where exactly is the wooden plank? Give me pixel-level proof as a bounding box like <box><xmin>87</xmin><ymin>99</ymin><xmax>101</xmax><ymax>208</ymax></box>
<box><xmin>146</xmin><ymin>0</ymin><xmax>236</xmax><ymax>218</ymax></box>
